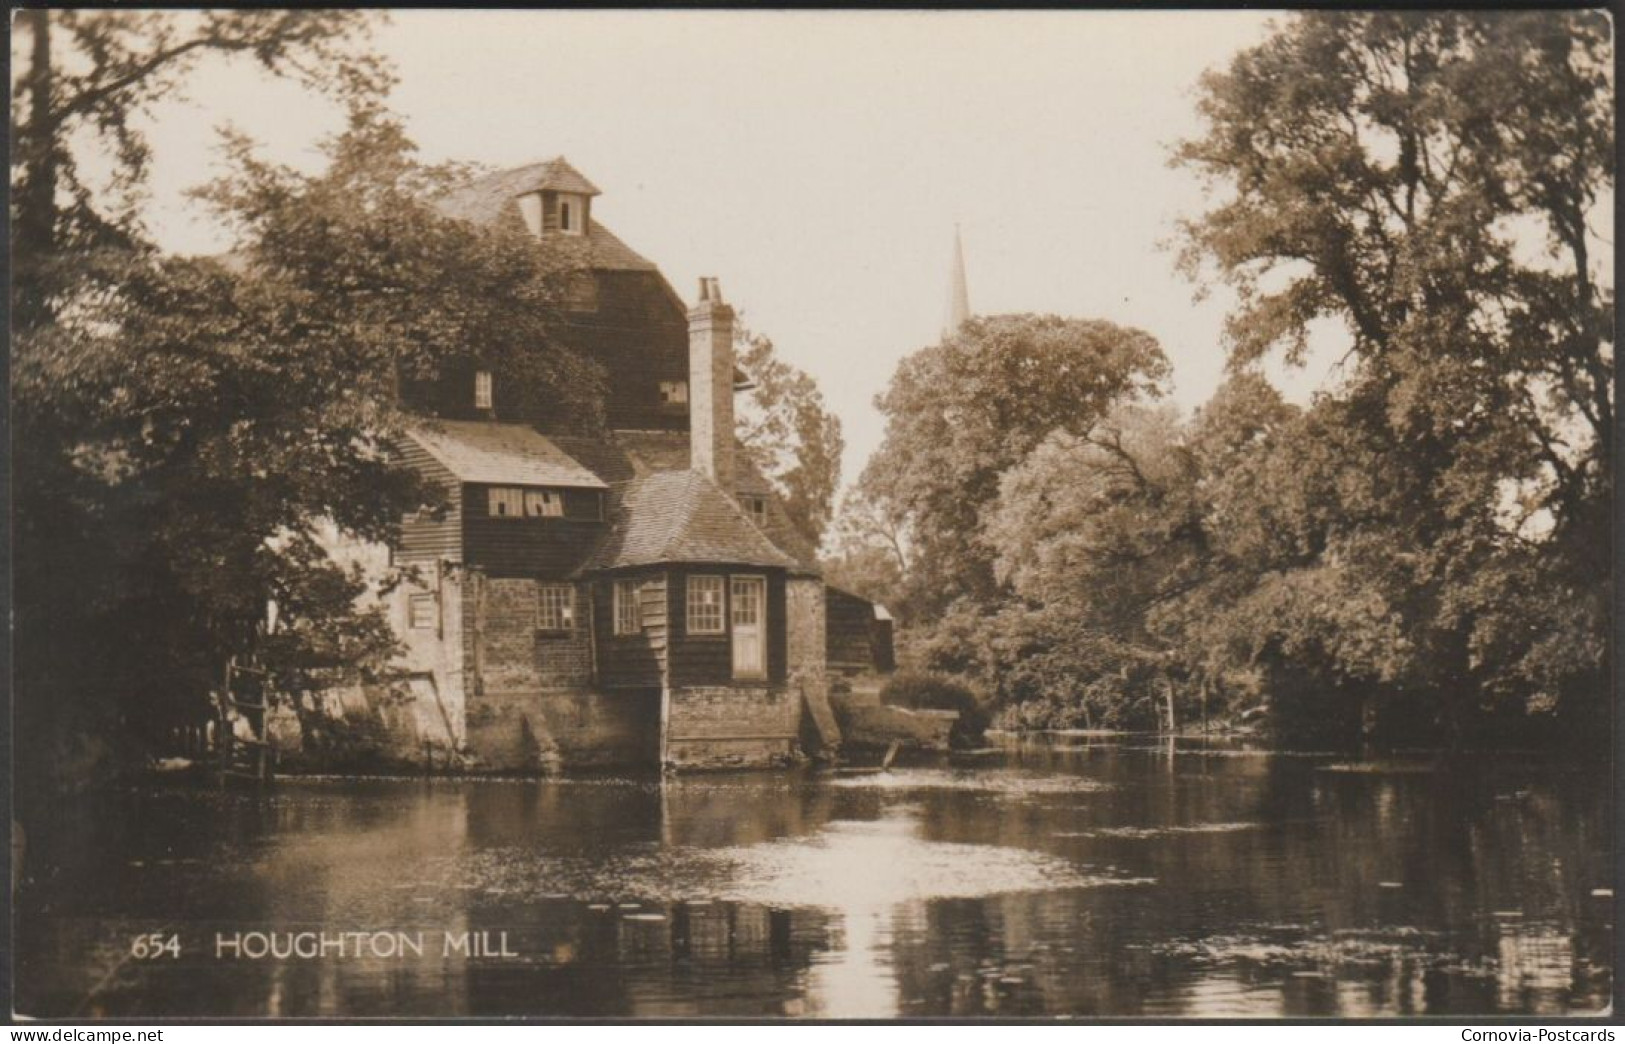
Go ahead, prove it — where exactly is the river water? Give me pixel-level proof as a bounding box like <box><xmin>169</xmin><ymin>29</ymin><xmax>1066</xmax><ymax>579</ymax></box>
<box><xmin>14</xmin><ymin>735</ymin><xmax>1613</xmax><ymax>1018</ymax></box>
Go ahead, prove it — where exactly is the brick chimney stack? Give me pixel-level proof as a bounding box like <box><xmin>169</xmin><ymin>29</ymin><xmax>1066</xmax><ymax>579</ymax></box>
<box><xmin>688</xmin><ymin>277</ymin><xmax>736</xmax><ymax>490</ymax></box>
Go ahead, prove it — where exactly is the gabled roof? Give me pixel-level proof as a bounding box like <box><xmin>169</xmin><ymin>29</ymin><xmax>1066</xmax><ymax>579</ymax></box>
<box><xmin>432</xmin><ymin>159</ymin><xmax>657</xmax><ymax>273</ymax></box>
<box><xmin>404</xmin><ymin>420</ymin><xmax>606</xmax><ymax>489</ymax></box>
<box><xmin>579</xmin><ymin>470</ymin><xmax>799</xmax><ymax>574</ymax></box>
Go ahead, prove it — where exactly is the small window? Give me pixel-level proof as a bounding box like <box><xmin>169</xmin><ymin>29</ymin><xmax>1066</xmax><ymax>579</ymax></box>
<box><xmin>488</xmin><ymin>487</ymin><xmax>524</xmax><ymax>517</ymax></box>
<box><xmin>659</xmin><ymin>380</ymin><xmax>688</xmax><ymax>405</ymax></box>
<box><xmin>740</xmin><ymin>494</ymin><xmax>768</xmax><ymax>526</ymax></box>
<box><xmin>558</xmin><ymin>196</ymin><xmax>584</xmax><ymax>235</ymax></box>
<box><xmin>687</xmin><ymin>575</ymin><xmax>725</xmax><ymax>635</ymax></box>
<box><xmin>408</xmin><ymin>593</ymin><xmax>437</xmax><ymax>630</ymax></box>
<box><xmin>474</xmin><ymin>369</ymin><xmax>493</xmax><ymax>410</ymax></box>
<box><xmin>524</xmin><ymin>489</ymin><xmax>564</xmax><ymax>517</ymax></box>
<box><xmin>538</xmin><ymin>584</ymin><xmax>576</xmax><ymax>632</ymax></box>
<box><xmin>614</xmin><ymin>579</ymin><xmax>643</xmax><ymax>636</ymax></box>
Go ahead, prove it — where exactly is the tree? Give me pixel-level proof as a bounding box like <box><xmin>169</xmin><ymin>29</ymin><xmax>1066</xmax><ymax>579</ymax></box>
<box><xmin>11</xmin><ymin>10</ymin><xmax>388</xmax><ymax>332</ymax></box>
<box><xmin>733</xmin><ymin>325</ymin><xmax>845</xmax><ymax>546</ymax></box>
<box><xmin>11</xmin><ymin>10</ymin><xmax>389</xmax><ymax>797</ymax></box>
<box><xmin>12</xmin><ymin>105</ymin><xmax>602</xmax><ymax>796</ymax></box>
<box><xmin>1175</xmin><ymin>11</ymin><xmax>1613</xmax><ymax>740</ymax></box>
<box><xmin>980</xmin><ymin>374</ymin><xmax>1297</xmax><ymax>729</ymax></box>
<box><xmin>856</xmin><ymin>314</ymin><xmax>1169</xmax><ymax>617</ymax></box>
<box><xmin>822</xmin><ymin>488</ymin><xmax>912</xmax><ymax>617</ymax></box>
<box><xmin>989</xmin><ymin>402</ymin><xmax>1199</xmax><ymax>628</ymax></box>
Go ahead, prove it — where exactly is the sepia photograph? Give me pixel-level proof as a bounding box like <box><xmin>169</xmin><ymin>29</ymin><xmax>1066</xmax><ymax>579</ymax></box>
<box><xmin>7</xmin><ymin>7</ymin><xmax>1617</xmax><ymax>1023</ymax></box>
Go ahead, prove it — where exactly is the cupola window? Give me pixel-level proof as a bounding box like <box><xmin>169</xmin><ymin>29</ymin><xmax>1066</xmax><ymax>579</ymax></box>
<box><xmin>557</xmin><ymin>194</ymin><xmax>585</xmax><ymax>235</ymax></box>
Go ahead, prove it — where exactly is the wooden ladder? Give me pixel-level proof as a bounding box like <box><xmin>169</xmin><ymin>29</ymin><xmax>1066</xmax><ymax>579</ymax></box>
<box><xmin>216</xmin><ymin>659</ymin><xmax>273</xmax><ymax>784</ymax></box>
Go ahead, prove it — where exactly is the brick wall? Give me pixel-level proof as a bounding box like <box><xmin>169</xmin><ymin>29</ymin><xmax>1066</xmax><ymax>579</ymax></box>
<box><xmin>665</xmin><ymin>684</ymin><xmax>797</xmax><ymax>769</ymax></box>
<box><xmin>462</xmin><ymin>573</ymin><xmax>656</xmax><ymax>771</ymax></box>
<box><xmin>465</xmin><ymin>688</ymin><xmax>660</xmax><ymax>770</ymax></box>
<box><xmin>786</xmin><ymin>577</ymin><xmax>837</xmax><ymax>753</ymax></box>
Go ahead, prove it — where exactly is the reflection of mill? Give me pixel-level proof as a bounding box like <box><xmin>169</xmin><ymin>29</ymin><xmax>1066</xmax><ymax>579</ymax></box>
<box><xmin>94</xmin><ymin>769</ymin><xmax>1123</xmax><ymax>1017</ymax></box>
<box><xmin>808</xmin><ymin>899</ymin><xmax>898</xmax><ymax>1018</ymax></box>
<box><xmin>657</xmin><ymin>776</ymin><xmax>902</xmax><ymax>1016</ymax></box>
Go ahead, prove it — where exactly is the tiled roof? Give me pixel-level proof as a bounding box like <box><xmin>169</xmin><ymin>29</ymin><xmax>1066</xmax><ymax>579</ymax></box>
<box><xmin>579</xmin><ymin>470</ymin><xmax>799</xmax><ymax>573</ymax></box>
<box><xmin>614</xmin><ymin>431</ymin><xmax>774</xmax><ymax>496</ymax></box>
<box><xmin>403</xmin><ymin>420</ymin><xmax>606</xmax><ymax>489</ymax></box>
<box><xmin>432</xmin><ymin>160</ymin><xmax>657</xmax><ymax>272</ymax></box>
<box><xmin>550</xmin><ymin>430</ymin><xmax>822</xmax><ymax>573</ymax></box>
<box><xmin>439</xmin><ymin>158</ymin><xmax>600</xmax><ymax>207</ymax></box>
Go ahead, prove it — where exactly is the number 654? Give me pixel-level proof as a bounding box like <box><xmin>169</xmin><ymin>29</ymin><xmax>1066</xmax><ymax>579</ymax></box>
<box><xmin>130</xmin><ymin>933</ymin><xmax>180</xmax><ymax>959</ymax></box>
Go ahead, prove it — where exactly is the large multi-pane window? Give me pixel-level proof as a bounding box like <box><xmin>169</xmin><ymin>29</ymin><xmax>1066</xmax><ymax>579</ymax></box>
<box><xmin>537</xmin><ymin>583</ymin><xmax>576</xmax><ymax>632</ymax></box>
<box><xmin>614</xmin><ymin>579</ymin><xmax>643</xmax><ymax>636</ymax></box>
<box><xmin>686</xmin><ymin>575</ymin><xmax>725</xmax><ymax>635</ymax></box>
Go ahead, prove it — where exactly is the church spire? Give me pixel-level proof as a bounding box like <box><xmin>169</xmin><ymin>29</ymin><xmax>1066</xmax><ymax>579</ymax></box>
<box><xmin>942</xmin><ymin>224</ymin><xmax>971</xmax><ymax>340</ymax></box>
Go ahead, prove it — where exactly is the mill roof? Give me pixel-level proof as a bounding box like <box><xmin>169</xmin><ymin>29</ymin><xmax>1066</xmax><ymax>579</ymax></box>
<box><xmin>579</xmin><ymin>470</ymin><xmax>800</xmax><ymax>573</ymax></box>
<box><xmin>432</xmin><ymin>158</ymin><xmax>657</xmax><ymax>272</ymax></box>
<box><xmin>403</xmin><ymin>420</ymin><xmax>606</xmax><ymax>489</ymax></box>
<box><xmin>552</xmin><ymin>431</ymin><xmax>821</xmax><ymax>573</ymax></box>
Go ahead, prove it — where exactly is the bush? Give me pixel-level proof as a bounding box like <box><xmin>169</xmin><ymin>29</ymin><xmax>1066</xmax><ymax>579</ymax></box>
<box><xmin>880</xmin><ymin>671</ymin><xmax>991</xmax><ymax>748</ymax></box>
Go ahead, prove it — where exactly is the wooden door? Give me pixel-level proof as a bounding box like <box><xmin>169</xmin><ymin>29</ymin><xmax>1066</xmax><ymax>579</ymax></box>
<box><xmin>730</xmin><ymin>575</ymin><xmax>766</xmax><ymax>679</ymax></box>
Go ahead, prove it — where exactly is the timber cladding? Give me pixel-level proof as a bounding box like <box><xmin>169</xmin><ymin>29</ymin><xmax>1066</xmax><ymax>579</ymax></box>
<box><xmin>665</xmin><ymin>565</ymin><xmax>789</xmax><ymax>688</ymax></box>
<box><xmin>395</xmin><ymin>441</ymin><xmax>462</xmax><ymax>563</ymax></box>
<box><xmin>460</xmin><ymin>484</ymin><xmax>605</xmax><ymax>577</ymax></box>
<box><xmin>826</xmin><ymin>586</ymin><xmax>884</xmax><ymax>675</ymax></box>
<box><xmin>396</xmin><ymin>265</ymin><xmax>691</xmax><ymax>431</ymax></box>
<box><xmin>552</xmin><ymin>270</ymin><xmax>692</xmax><ymax>433</ymax></box>
<box><xmin>593</xmin><ymin>571</ymin><xmax>666</xmax><ymax>689</ymax></box>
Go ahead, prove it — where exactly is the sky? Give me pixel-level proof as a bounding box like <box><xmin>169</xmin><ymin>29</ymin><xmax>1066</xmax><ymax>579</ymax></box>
<box><xmin>119</xmin><ymin>9</ymin><xmax>1339</xmax><ymax>490</ymax></box>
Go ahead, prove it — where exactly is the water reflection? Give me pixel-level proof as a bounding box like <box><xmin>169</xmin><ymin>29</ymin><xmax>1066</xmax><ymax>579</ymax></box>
<box><xmin>14</xmin><ymin>736</ymin><xmax>1613</xmax><ymax>1018</ymax></box>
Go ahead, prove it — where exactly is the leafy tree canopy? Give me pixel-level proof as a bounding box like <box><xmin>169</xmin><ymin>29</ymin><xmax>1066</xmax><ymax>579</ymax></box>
<box><xmin>856</xmin><ymin>314</ymin><xmax>1169</xmax><ymax>617</ymax></box>
<box><xmin>11</xmin><ymin>10</ymin><xmax>389</xmax><ymax>331</ymax></box>
<box><xmin>734</xmin><ymin>325</ymin><xmax>845</xmax><ymax>547</ymax></box>
<box><xmin>1174</xmin><ymin>10</ymin><xmax>1613</xmax><ymax>736</ymax></box>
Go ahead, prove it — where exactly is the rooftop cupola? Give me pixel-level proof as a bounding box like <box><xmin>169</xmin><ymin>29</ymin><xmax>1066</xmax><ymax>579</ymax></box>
<box><xmin>514</xmin><ymin>157</ymin><xmax>601</xmax><ymax>239</ymax></box>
